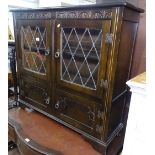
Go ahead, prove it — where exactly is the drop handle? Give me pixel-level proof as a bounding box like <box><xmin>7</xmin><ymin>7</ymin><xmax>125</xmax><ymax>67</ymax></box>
<box><xmin>45</xmin><ymin>50</ymin><xmax>50</xmax><ymax>56</ymax></box>
<box><xmin>55</xmin><ymin>101</ymin><xmax>60</xmax><ymax>109</ymax></box>
<box><xmin>55</xmin><ymin>50</ymin><xmax>60</xmax><ymax>58</ymax></box>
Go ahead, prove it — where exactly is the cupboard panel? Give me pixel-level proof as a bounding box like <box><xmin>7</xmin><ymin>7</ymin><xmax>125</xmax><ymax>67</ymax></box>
<box><xmin>54</xmin><ymin>90</ymin><xmax>98</xmax><ymax>136</ymax></box>
<box><xmin>20</xmin><ymin>77</ymin><xmax>51</xmax><ymax>113</ymax></box>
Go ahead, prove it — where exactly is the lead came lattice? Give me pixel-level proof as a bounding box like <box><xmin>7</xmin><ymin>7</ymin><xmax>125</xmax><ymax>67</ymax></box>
<box><xmin>61</xmin><ymin>27</ymin><xmax>103</xmax><ymax>89</ymax></box>
<box><xmin>21</xmin><ymin>25</ymin><xmax>47</xmax><ymax>75</ymax></box>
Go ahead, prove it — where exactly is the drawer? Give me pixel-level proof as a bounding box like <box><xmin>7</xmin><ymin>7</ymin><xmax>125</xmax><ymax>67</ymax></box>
<box><xmin>19</xmin><ymin>77</ymin><xmax>50</xmax><ymax>112</ymax></box>
<box><xmin>8</xmin><ymin>124</ymin><xmax>16</xmax><ymax>142</ymax></box>
<box><xmin>54</xmin><ymin>91</ymin><xmax>97</xmax><ymax>135</ymax></box>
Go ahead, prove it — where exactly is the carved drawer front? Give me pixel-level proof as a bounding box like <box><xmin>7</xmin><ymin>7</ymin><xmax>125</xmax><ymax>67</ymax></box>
<box><xmin>54</xmin><ymin>92</ymin><xmax>97</xmax><ymax>135</ymax></box>
<box><xmin>20</xmin><ymin>78</ymin><xmax>50</xmax><ymax>112</ymax></box>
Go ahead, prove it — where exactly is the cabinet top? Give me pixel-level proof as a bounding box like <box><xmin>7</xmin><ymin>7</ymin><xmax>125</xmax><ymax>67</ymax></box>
<box><xmin>11</xmin><ymin>2</ymin><xmax>144</xmax><ymax>13</ymax></box>
<box><xmin>126</xmin><ymin>72</ymin><xmax>146</xmax><ymax>94</ymax></box>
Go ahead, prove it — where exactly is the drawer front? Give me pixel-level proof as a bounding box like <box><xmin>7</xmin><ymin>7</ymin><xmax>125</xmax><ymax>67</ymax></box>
<box><xmin>8</xmin><ymin>125</ymin><xmax>16</xmax><ymax>142</ymax></box>
<box><xmin>54</xmin><ymin>91</ymin><xmax>97</xmax><ymax>135</ymax></box>
<box><xmin>19</xmin><ymin>77</ymin><xmax>50</xmax><ymax>112</ymax></box>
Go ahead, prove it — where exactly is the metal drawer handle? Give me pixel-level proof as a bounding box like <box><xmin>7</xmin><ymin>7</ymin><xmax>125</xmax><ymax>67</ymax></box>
<box><xmin>55</xmin><ymin>101</ymin><xmax>60</xmax><ymax>109</ymax></box>
<box><xmin>55</xmin><ymin>50</ymin><xmax>60</xmax><ymax>58</ymax></box>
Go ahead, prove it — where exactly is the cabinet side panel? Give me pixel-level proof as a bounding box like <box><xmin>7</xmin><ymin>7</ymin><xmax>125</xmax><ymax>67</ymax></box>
<box><xmin>108</xmin><ymin>21</ymin><xmax>138</xmax><ymax>136</ymax></box>
<box><xmin>112</xmin><ymin>21</ymin><xmax>138</xmax><ymax>100</ymax></box>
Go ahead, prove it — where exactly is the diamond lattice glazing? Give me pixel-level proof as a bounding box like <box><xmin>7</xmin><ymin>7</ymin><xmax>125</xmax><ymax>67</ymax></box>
<box><xmin>21</xmin><ymin>26</ymin><xmax>47</xmax><ymax>75</ymax></box>
<box><xmin>61</xmin><ymin>27</ymin><xmax>102</xmax><ymax>89</ymax></box>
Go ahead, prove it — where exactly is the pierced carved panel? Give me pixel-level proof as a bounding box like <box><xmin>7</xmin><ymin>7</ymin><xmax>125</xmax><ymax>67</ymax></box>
<box><xmin>15</xmin><ymin>12</ymin><xmax>53</xmax><ymax>19</ymax></box>
<box><xmin>56</xmin><ymin>9</ymin><xmax>112</xmax><ymax>19</ymax></box>
<box><xmin>15</xmin><ymin>9</ymin><xmax>112</xmax><ymax>20</ymax></box>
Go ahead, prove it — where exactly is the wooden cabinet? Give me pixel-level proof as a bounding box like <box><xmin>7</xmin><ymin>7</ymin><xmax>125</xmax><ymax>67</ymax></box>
<box><xmin>12</xmin><ymin>2</ymin><xmax>143</xmax><ymax>154</ymax></box>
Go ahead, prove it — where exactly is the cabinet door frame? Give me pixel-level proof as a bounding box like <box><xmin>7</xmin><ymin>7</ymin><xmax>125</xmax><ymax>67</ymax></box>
<box><xmin>55</xmin><ymin>19</ymin><xmax>111</xmax><ymax>98</ymax></box>
<box><xmin>16</xmin><ymin>19</ymin><xmax>53</xmax><ymax>110</ymax></box>
<box><xmin>16</xmin><ymin>19</ymin><xmax>52</xmax><ymax>81</ymax></box>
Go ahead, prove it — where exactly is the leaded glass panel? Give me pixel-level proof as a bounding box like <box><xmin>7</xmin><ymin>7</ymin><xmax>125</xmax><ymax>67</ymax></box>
<box><xmin>60</xmin><ymin>27</ymin><xmax>103</xmax><ymax>90</ymax></box>
<box><xmin>21</xmin><ymin>26</ymin><xmax>47</xmax><ymax>75</ymax></box>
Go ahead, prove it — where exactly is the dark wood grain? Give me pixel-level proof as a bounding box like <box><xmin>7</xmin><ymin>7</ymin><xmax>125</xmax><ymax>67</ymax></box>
<box><xmin>130</xmin><ymin>0</ymin><xmax>146</xmax><ymax>77</ymax></box>
<box><xmin>12</xmin><ymin>2</ymin><xmax>142</xmax><ymax>154</ymax></box>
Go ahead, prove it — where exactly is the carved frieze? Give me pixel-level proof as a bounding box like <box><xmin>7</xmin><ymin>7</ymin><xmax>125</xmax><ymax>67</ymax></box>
<box><xmin>56</xmin><ymin>9</ymin><xmax>112</xmax><ymax>19</ymax></box>
<box><xmin>15</xmin><ymin>9</ymin><xmax>112</xmax><ymax>20</ymax></box>
<box><xmin>15</xmin><ymin>12</ymin><xmax>53</xmax><ymax>19</ymax></box>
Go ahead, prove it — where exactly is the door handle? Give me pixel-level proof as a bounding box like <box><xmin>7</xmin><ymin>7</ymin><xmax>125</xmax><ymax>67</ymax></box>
<box><xmin>45</xmin><ymin>50</ymin><xmax>50</xmax><ymax>56</ymax></box>
<box><xmin>55</xmin><ymin>50</ymin><xmax>60</xmax><ymax>58</ymax></box>
<box><xmin>55</xmin><ymin>101</ymin><xmax>60</xmax><ymax>109</ymax></box>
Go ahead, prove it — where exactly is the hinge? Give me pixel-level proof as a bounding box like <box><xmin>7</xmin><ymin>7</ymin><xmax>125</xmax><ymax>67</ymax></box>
<box><xmin>100</xmin><ymin>79</ymin><xmax>108</xmax><ymax>89</ymax></box>
<box><xmin>105</xmin><ymin>33</ymin><xmax>113</xmax><ymax>44</ymax></box>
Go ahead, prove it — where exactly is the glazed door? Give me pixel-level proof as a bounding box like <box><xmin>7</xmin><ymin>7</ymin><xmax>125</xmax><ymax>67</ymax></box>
<box><xmin>16</xmin><ymin>19</ymin><xmax>52</xmax><ymax>112</ymax></box>
<box><xmin>16</xmin><ymin>20</ymin><xmax>51</xmax><ymax>80</ymax></box>
<box><xmin>55</xmin><ymin>20</ymin><xmax>111</xmax><ymax>98</ymax></box>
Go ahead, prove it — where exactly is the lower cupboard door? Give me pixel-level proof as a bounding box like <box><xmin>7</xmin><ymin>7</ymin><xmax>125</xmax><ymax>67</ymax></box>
<box><xmin>19</xmin><ymin>78</ymin><xmax>51</xmax><ymax>113</ymax></box>
<box><xmin>54</xmin><ymin>93</ymin><xmax>97</xmax><ymax>136</ymax></box>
